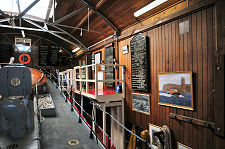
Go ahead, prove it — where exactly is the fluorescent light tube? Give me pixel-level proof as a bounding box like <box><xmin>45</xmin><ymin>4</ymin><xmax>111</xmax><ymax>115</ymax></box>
<box><xmin>72</xmin><ymin>47</ymin><xmax>80</xmax><ymax>53</ymax></box>
<box><xmin>134</xmin><ymin>0</ymin><xmax>168</xmax><ymax>17</ymax></box>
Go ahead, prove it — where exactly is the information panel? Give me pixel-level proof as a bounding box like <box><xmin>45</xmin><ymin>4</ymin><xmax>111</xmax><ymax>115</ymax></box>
<box><xmin>105</xmin><ymin>46</ymin><xmax>114</xmax><ymax>85</ymax></box>
<box><xmin>39</xmin><ymin>44</ymin><xmax>49</xmax><ymax>66</ymax></box>
<box><xmin>49</xmin><ymin>45</ymin><xmax>59</xmax><ymax>66</ymax></box>
<box><xmin>130</xmin><ymin>33</ymin><xmax>149</xmax><ymax>91</ymax></box>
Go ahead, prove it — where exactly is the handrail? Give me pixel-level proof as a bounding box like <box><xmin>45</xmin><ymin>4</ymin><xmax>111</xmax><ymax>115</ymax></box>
<box><xmin>74</xmin><ymin>63</ymin><xmax>125</xmax><ymax>69</ymax></box>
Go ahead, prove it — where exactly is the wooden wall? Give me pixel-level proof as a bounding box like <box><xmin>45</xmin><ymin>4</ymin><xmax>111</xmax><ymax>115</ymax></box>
<box><xmin>118</xmin><ymin>4</ymin><xmax>225</xmax><ymax>149</ymax></box>
<box><xmin>74</xmin><ymin>1</ymin><xmax>225</xmax><ymax>148</ymax></box>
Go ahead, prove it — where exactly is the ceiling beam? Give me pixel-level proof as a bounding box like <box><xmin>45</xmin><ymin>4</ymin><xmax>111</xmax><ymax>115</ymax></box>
<box><xmin>0</xmin><ymin>24</ymin><xmax>66</xmax><ymax>34</ymax></box>
<box><xmin>70</xmin><ymin>0</ymin><xmax>106</xmax><ymax>35</ymax></box>
<box><xmin>0</xmin><ymin>9</ymin><xmax>9</xmax><ymax>18</ymax></box>
<box><xmin>18</xmin><ymin>0</ymin><xmax>40</xmax><ymax>18</ymax></box>
<box><xmin>17</xmin><ymin>0</ymin><xmax>21</xmax><ymax>13</ymax></box>
<box><xmin>77</xmin><ymin>0</ymin><xmax>120</xmax><ymax>35</ymax></box>
<box><xmin>0</xmin><ymin>18</ymin><xmax>10</xmax><ymax>23</ymax></box>
<box><xmin>53</xmin><ymin>6</ymin><xmax>88</xmax><ymax>24</ymax></box>
<box><xmin>45</xmin><ymin>0</ymin><xmax>53</xmax><ymax>21</ymax></box>
<box><xmin>56</xmin><ymin>23</ymin><xmax>113</xmax><ymax>35</ymax></box>
<box><xmin>48</xmin><ymin>23</ymin><xmax>87</xmax><ymax>50</ymax></box>
<box><xmin>24</xmin><ymin>19</ymin><xmax>79</xmax><ymax>47</ymax></box>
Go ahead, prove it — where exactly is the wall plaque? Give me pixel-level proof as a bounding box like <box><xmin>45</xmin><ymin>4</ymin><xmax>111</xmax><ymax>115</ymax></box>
<box><xmin>105</xmin><ymin>46</ymin><xmax>114</xmax><ymax>85</ymax></box>
<box><xmin>130</xmin><ymin>33</ymin><xmax>149</xmax><ymax>91</ymax></box>
<box><xmin>39</xmin><ymin>44</ymin><xmax>49</xmax><ymax>66</ymax></box>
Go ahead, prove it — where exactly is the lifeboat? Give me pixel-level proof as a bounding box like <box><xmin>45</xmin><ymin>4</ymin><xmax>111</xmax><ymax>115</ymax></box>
<box><xmin>29</xmin><ymin>68</ymin><xmax>47</xmax><ymax>86</ymax></box>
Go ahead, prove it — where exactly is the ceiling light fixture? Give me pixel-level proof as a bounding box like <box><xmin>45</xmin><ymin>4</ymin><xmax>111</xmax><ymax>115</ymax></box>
<box><xmin>134</xmin><ymin>0</ymin><xmax>168</xmax><ymax>17</ymax></box>
<box><xmin>21</xmin><ymin>30</ymin><xmax>25</xmax><ymax>37</ymax></box>
<box><xmin>80</xmin><ymin>28</ymin><xmax>83</xmax><ymax>36</ymax></box>
<box><xmin>72</xmin><ymin>47</ymin><xmax>80</xmax><ymax>53</ymax></box>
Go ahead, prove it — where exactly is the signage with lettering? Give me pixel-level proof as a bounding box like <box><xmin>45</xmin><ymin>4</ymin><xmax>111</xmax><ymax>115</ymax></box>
<box><xmin>130</xmin><ymin>33</ymin><xmax>149</xmax><ymax>91</ymax></box>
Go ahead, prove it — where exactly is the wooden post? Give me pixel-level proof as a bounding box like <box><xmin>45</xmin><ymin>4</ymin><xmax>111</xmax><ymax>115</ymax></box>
<box><xmin>214</xmin><ymin>55</ymin><xmax>224</xmax><ymax>137</ymax></box>
<box><xmin>74</xmin><ymin>68</ymin><xmax>77</xmax><ymax>91</ymax></box>
<box><xmin>79</xmin><ymin>67</ymin><xmax>82</xmax><ymax>92</ymax></box>
<box><xmin>215</xmin><ymin>0</ymin><xmax>225</xmax><ymax>55</ymax></box>
<box><xmin>102</xmin><ymin>103</ymin><xmax>106</xmax><ymax>145</ymax></box>
<box><xmin>122</xmin><ymin>66</ymin><xmax>125</xmax><ymax>98</ymax></box>
<box><xmin>95</xmin><ymin>64</ymin><xmax>98</xmax><ymax>97</ymax></box>
<box><xmin>86</xmin><ymin>67</ymin><xmax>89</xmax><ymax>93</ymax></box>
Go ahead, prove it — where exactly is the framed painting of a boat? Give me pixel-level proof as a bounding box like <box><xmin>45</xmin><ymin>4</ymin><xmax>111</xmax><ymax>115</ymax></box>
<box><xmin>157</xmin><ymin>72</ymin><xmax>193</xmax><ymax>110</ymax></box>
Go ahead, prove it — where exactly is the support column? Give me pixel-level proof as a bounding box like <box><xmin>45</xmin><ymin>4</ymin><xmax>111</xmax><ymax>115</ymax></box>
<box><xmin>102</xmin><ymin>103</ymin><xmax>106</xmax><ymax>145</ymax></box>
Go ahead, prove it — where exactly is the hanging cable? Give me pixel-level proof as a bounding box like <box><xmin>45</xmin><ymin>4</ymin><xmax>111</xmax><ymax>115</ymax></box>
<box><xmin>88</xmin><ymin>7</ymin><xmax>90</xmax><ymax>31</ymax></box>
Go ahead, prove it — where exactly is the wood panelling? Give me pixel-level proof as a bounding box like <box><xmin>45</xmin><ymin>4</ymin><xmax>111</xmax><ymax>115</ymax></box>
<box><xmin>117</xmin><ymin>5</ymin><xmax>224</xmax><ymax>149</ymax></box>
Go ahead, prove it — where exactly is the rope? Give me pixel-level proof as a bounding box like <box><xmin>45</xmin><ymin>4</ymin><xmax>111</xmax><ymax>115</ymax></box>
<box><xmin>159</xmin><ymin>125</ymin><xmax>172</xmax><ymax>149</ymax></box>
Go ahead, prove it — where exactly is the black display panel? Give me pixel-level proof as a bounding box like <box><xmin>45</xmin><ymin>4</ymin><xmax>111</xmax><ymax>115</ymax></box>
<box><xmin>130</xmin><ymin>33</ymin><xmax>149</xmax><ymax>92</ymax></box>
<box><xmin>39</xmin><ymin>44</ymin><xmax>49</xmax><ymax>66</ymax></box>
<box><xmin>49</xmin><ymin>45</ymin><xmax>59</xmax><ymax>66</ymax></box>
<box><xmin>105</xmin><ymin>46</ymin><xmax>114</xmax><ymax>85</ymax></box>
<box><xmin>87</xmin><ymin>54</ymin><xmax>92</xmax><ymax>79</ymax></box>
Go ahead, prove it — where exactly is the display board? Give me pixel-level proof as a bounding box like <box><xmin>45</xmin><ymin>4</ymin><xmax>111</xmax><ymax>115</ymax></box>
<box><xmin>87</xmin><ymin>54</ymin><xmax>92</xmax><ymax>79</ymax></box>
<box><xmin>130</xmin><ymin>33</ymin><xmax>149</xmax><ymax>91</ymax></box>
<box><xmin>49</xmin><ymin>45</ymin><xmax>59</xmax><ymax>66</ymax></box>
<box><xmin>39</xmin><ymin>44</ymin><xmax>49</xmax><ymax>66</ymax></box>
<box><xmin>105</xmin><ymin>46</ymin><xmax>114</xmax><ymax>85</ymax></box>
<box><xmin>39</xmin><ymin>44</ymin><xmax>67</xmax><ymax>66</ymax></box>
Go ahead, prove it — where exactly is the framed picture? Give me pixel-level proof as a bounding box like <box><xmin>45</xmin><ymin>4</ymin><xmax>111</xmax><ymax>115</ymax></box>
<box><xmin>122</xmin><ymin>45</ymin><xmax>128</xmax><ymax>54</ymax></box>
<box><xmin>177</xmin><ymin>142</ymin><xmax>192</xmax><ymax>149</ymax></box>
<box><xmin>15</xmin><ymin>38</ymin><xmax>31</xmax><ymax>52</ymax></box>
<box><xmin>149</xmin><ymin>124</ymin><xmax>161</xmax><ymax>149</ymax></box>
<box><xmin>158</xmin><ymin>72</ymin><xmax>193</xmax><ymax>110</ymax></box>
<box><xmin>132</xmin><ymin>93</ymin><xmax>150</xmax><ymax>115</ymax></box>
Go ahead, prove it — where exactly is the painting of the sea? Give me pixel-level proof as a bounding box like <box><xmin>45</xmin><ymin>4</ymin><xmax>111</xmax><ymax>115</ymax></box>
<box><xmin>158</xmin><ymin>72</ymin><xmax>193</xmax><ymax>110</ymax></box>
<box><xmin>132</xmin><ymin>93</ymin><xmax>150</xmax><ymax>114</ymax></box>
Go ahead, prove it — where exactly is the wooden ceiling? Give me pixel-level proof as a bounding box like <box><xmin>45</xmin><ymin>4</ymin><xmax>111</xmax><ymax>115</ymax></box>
<box><xmin>0</xmin><ymin>0</ymin><xmax>181</xmax><ymax>54</ymax></box>
<box><xmin>54</xmin><ymin>0</ymin><xmax>154</xmax><ymax>48</ymax></box>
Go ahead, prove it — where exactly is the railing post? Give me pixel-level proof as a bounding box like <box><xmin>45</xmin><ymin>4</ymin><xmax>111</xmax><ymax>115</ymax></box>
<box><xmin>70</xmin><ymin>85</ymin><xmax>73</xmax><ymax>112</ymax></box>
<box><xmin>35</xmin><ymin>84</ymin><xmax>38</xmax><ymax>95</ymax></box>
<box><xmin>90</xmin><ymin>102</ymin><xmax>94</xmax><ymax>139</ymax></box>
<box><xmin>78</xmin><ymin>91</ymin><xmax>82</xmax><ymax>124</ymax></box>
<box><xmin>103</xmin><ymin>103</ymin><xmax>106</xmax><ymax>145</ymax></box>
<box><xmin>74</xmin><ymin>68</ymin><xmax>77</xmax><ymax>91</ymax></box>
<box><xmin>86</xmin><ymin>67</ymin><xmax>89</xmax><ymax>94</ymax></box>
<box><xmin>79</xmin><ymin>67</ymin><xmax>82</xmax><ymax>92</ymax></box>
<box><xmin>95</xmin><ymin>64</ymin><xmax>98</xmax><ymax>97</ymax></box>
<box><xmin>65</xmin><ymin>91</ymin><xmax>68</xmax><ymax>102</ymax></box>
<box><xmin>108</xmin><ymin>136</ymin><xmax>110</xmax><ymax>149</ymax></box>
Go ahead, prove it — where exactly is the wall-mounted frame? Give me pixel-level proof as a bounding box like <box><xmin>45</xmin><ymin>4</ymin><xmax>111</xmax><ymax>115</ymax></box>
<box><xmin>132</xmin><ymin>93</ymin><xmax>150</xmax><ymax>115</ymax></box>
<box><xmin>177</xmin><ymin>142</ymin><xmax>192</xmax><ymax>149</ymax></box>
<box><xmin>158</xmin><ymin>72</ymin><xmax>193</xmax><ymax>110</ymax></box>
<box><xmin>122</xmin><ymin>45</ymin><xmax>128</xmax><ymax>54</ymax></box>
<box><xmin>15</xmin><ymin>38</ymin><xmax>31</xmax><ymax>52</ymax></box>
<box><xmin>130</xmin><ymin>33</ymin><xmax>150</xmax><ymax>92</ymax></box>
<box><xmin>149</xmin><ymin>124</ymin><xmax>161</xmax><ymax>149</ymax></box>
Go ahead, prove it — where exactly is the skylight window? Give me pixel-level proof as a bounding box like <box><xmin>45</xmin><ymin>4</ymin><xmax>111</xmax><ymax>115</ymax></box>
<box><xmin>0</xmin><ymin>0</ymin><xmax>52</xmax><ymax>20</ymax></box>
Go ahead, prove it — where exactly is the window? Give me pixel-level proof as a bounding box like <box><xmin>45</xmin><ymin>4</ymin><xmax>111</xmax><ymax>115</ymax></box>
<box><xmin>0</xmin><ymin>0</ymin><xmax>53</xmax><ymax>20</ymax></box>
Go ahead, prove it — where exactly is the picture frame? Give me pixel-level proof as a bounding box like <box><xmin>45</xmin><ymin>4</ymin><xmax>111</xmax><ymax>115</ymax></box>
<box><xmin>132</xmin><ymin>93</ymin><xmax>150</xmax><ymax>115</ymax></box>
<box><xmin>149</xmin><ymin>124</ymin><xmax>161</xmax><ymax>149</ymax></box>
<box><xmin>158</xmin><ymin>72</ymin><xmax>194</xmax><ymax>110</ymax></box>
<box><xmin>177</xmin><ymin>142</ymin><xmax>192</xmax><ymax>149</ymax></box>
<box><xmin>122</xmin><ymin>45</ymin><xmax>128</xmax><ymax>54</ymax></box>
